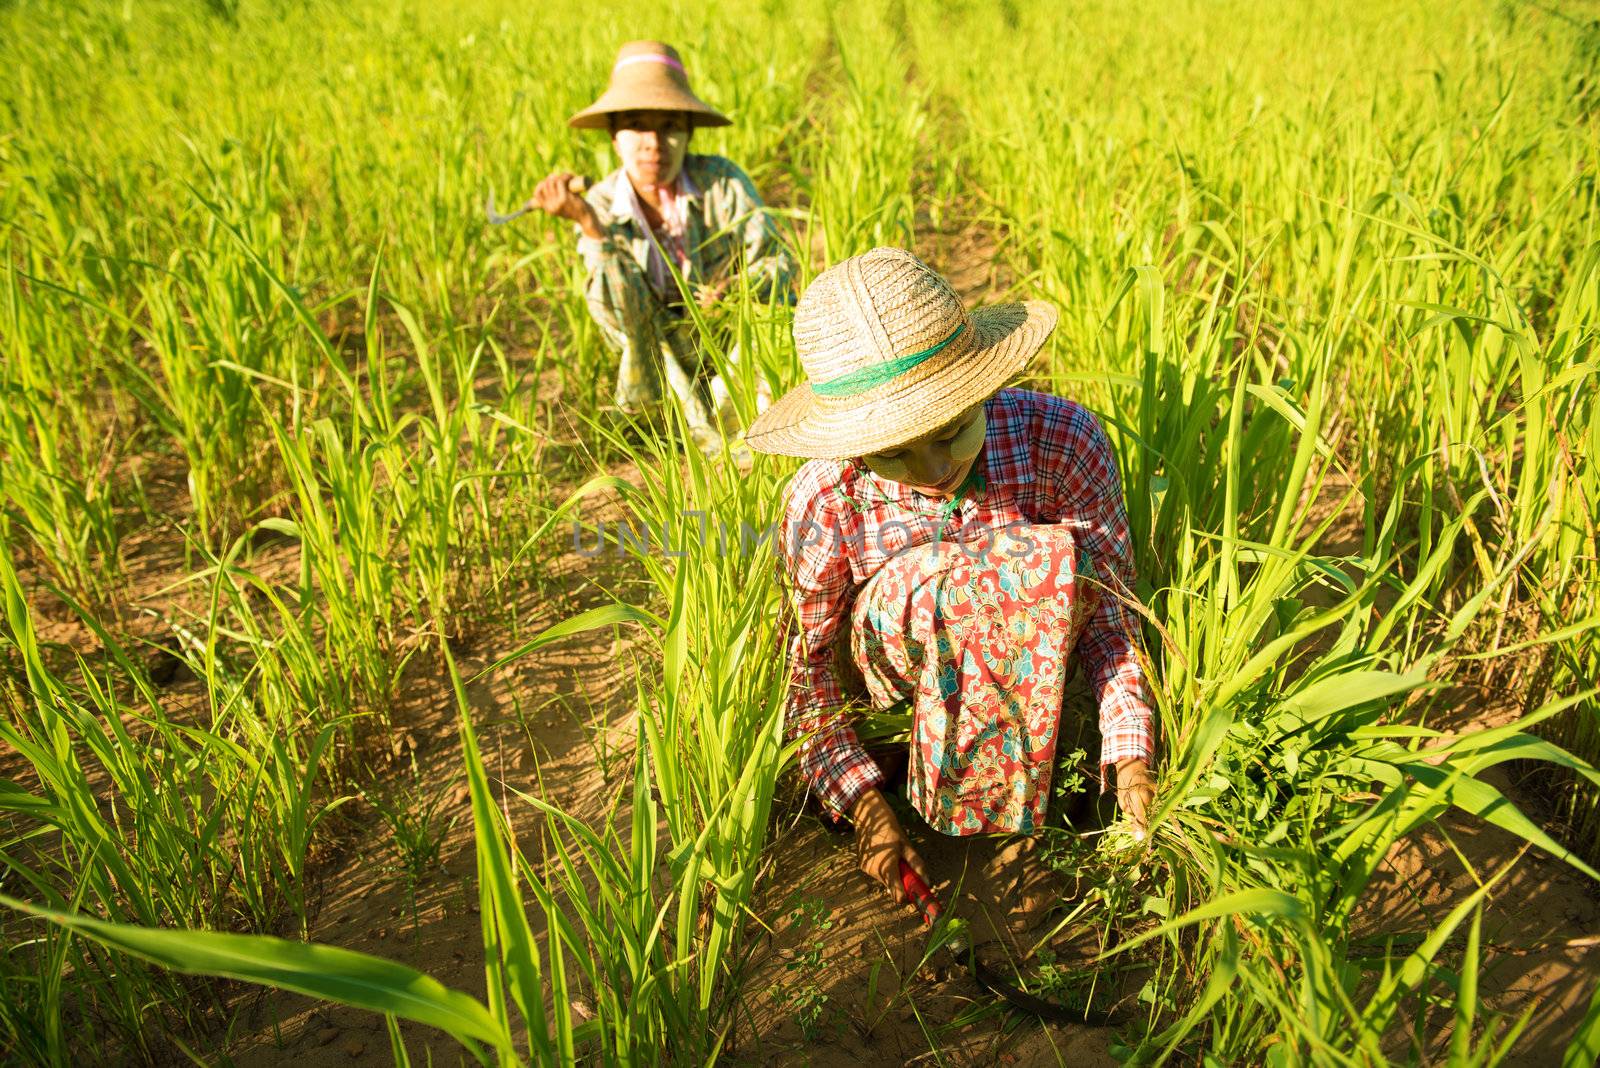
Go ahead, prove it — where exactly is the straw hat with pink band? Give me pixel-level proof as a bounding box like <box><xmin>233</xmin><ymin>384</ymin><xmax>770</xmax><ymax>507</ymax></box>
<box><xmin>745</xmin><ymin>248</ymin><xmax>1059</xmax><ymax>460</ymax></box>
<box><xmin>568</xmin><ymin>41</ymin><xmax>733</xmax><ymax>130</ymax></box>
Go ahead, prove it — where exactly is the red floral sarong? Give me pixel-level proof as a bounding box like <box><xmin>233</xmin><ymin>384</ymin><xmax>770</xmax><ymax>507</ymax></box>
<box><xmin>847</xmin><ymin>524</ymin><xmax>1096</xmax><ymax>836</ymax></box>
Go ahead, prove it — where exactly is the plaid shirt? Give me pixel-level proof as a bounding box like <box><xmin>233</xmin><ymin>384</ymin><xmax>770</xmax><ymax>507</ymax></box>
<box><xmin>778</xmin><ymin>388</ymin><xmax>1156</xmax><ymax>819</ymax></box>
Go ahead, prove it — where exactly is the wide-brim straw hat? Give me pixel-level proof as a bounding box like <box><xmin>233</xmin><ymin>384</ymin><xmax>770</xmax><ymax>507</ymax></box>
<box><xmin>568</xmin><ymin>41</ymin><xmax>732</xmax><ymax>130</ymax></box>
<box><xmin>745</xmin><ymin>248</ymin><xmax>1058</xmax><ymax>459</ymax></box>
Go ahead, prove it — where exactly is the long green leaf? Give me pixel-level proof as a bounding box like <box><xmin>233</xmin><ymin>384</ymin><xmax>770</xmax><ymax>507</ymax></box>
<box><xmin>471</xmin><ymin>602</ymin><xmax>662</xmax><ymax>681</ymax></box>
<box><xmin>0</xmin><ymin>895</ymin><xmax>505</xmax><ymax>1049</ymax></box>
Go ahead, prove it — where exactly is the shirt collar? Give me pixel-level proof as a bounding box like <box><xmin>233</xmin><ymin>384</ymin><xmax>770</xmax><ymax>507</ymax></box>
<box><xmin>606</xmin><ymin>160</ymin><xmax>702</xmax><ymax>218</ymax></box>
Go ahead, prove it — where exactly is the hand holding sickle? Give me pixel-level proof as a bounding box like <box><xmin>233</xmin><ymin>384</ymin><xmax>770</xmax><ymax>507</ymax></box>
<box><xmin>485</xmin><ymin>173</ymin><xmax>594</xmax><ymax>227</ymax></box>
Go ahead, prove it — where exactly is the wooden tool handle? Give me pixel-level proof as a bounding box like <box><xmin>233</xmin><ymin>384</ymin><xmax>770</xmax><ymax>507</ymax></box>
<box><xmin>566</xmin><ymin>174</ymin><xmax>593</xmax><ymax>195</ymax></box>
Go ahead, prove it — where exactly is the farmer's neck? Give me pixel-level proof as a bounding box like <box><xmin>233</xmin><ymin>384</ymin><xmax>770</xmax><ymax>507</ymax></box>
<box><xmin>625</xmin><ymin>166</ymin><xmax>680</xmax><ymax>218</ymax></box>
<box><xmin>627</xmin><ymin>171</ymin><xmax>672</xmax><ymax>217</ymax></box>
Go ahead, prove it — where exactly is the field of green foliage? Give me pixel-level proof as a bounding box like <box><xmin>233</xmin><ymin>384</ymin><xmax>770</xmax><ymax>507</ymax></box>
<box><xmin>1</xmin><ymin>0</ymin><xmax>1597</xmax><ymax>1063</ymax></box>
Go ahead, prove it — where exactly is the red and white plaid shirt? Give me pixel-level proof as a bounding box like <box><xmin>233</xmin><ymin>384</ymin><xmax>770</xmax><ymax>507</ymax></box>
<box><xmin>777</xmin><ymin>388</ymin><xmax>1156</xmax><ymax>819</ymax></box>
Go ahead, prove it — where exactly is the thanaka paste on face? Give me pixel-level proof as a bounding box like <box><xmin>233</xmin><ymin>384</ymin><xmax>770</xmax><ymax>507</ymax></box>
<box><xmin>862</xmin><ymin>404</ymin><xmax>987</xmax><ymax>494</ymax></box>
<box><xmin>611</xmin><ymin>111</ymin><xmax>690</xmax><ymax>191</ymax></box>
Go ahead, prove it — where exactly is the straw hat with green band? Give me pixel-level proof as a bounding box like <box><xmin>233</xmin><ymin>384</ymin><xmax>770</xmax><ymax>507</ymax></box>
<box><xmin>744</xmin><ymin>247</ymin><xmax>1058</xmax><ymax>460</ymax></box>
<box><xmin>568</xmin><ymin>41</ymin><xmax>732</xmax><ymax>130</ymax></box>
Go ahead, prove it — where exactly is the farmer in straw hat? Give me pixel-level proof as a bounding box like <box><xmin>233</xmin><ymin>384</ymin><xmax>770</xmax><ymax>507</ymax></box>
<box><xmin>529</xmin><ymin>41</ymin><xmax>794</xmax><ymax>452</ymax></box>
<box><xmin>745</xmin><ymin>248</ymin><xmax>1156</xmax><ymax>913</ymax></box>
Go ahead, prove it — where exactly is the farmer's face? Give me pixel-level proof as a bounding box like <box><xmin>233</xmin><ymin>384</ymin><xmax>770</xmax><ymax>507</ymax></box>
<box><xmin>861</xmin><ymin>403</ymin><xmax>987</xmax><ymax>499</ymax></box>
<box><xmin>611</xmin><ymin>110</ymin><xmax>691</xmax><ymax>189</ymax></box>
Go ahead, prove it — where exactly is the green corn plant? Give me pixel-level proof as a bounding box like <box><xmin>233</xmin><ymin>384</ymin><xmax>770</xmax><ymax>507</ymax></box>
<box><xmin>791</xmin><ymin>1</ymin><xmax>925</xmax><ymax>261</ymax></box>
<box><xmin>0</xmin><ymin>895</ymin><xmax>513</xmax><ymax>1062</ymax></box>
<box><xmin>0</xmin><ymin>267</ymin><xmax>123</xmax><ymax>605</ymax></box>
<box><xmin>0</xmin><ymin>540</ymin><xmax>348</xmax><ymax>1057</ymax></box>
<box><xmin>2</xmin><ymin>0</ymin><xmax>1598</xmax><ymax>1063</ymax></box>
<box><xmin>952</xmin><ymin>248</ymin><xmax>1600</xmax><ymax>1061</ymax></box>
<box><xmin>0</xmin><ymin>610</ymin><xmax>611</xmax><ymax>1066</ymax></box>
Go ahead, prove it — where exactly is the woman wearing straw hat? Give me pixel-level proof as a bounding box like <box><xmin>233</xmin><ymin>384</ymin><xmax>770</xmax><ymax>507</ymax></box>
<box><xmin>529</xmin><ymin>41</ymin><xmax>794</xmax><ymax>452</ymax></box>
<box><xmin>745</xmin><ymin>248</ymin><xmax>1156</xmax><ymax>909</ymax></box>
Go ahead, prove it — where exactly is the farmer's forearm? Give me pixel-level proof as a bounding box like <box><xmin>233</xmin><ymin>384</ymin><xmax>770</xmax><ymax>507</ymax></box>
<box><xmin>850</xmin><ymin>784</ymin><xmax>886</xmax><ymax>819</ymax></box>
<box><xmin>574</xmin><ymin>206</ymin><xmax>606</xmax><ymax>241</ymax></box>
<box><xmin>796</xmin><ymin>706</ymin><xmax>885</xmax><ymax>817</ymax></box>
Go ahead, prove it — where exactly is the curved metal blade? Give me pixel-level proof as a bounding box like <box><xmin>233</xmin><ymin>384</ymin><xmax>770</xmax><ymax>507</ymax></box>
<box><xmin>484</xmin><ymin>190</ymin><xmax>530</xmax><ymax>225</ymax></box>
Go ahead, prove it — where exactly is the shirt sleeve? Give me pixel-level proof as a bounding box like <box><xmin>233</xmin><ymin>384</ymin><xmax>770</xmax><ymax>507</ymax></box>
<box><xmin>778</xmin><ymin>465</ymin><xmax>884</xmax><ymax>818</ymax></box>
<box><xmin>574</xmin><ymin>179</ymin><xmax>627</xmax><ymax>274</ymax></box>
<box><xmin>1043</xmin><ymin>404</ymin><xmax>1156</xmax><ymax>788</ymax></box>
<box><xmin>713</xmin><ymin>158</ymin><xmax>795</xmax><ymax>302</ymax></box>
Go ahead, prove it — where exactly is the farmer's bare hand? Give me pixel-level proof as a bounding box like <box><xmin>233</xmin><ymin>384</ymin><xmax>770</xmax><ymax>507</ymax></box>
<box><xmin>1115</xmin><ymin>757</ymin><xmax>1156</xmax><ymax>841</ymax></box>
<box><xmin>851</xmin><ymin>788</ymin><xmax>931</xmax><ymax>905</ymax></box>
<box><xmin>531</xmin><ymin>172</ymin><xmax>600</xmax><ymax>237</ymax></box>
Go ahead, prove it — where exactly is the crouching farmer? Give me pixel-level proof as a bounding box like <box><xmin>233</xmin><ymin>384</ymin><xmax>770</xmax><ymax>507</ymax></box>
<box><xmin>530</xmin><ymin>40</ymin><xmax>794</xmax><ymax>452</ymax></box>
<box><xmin>745</xmin><ymin>248</ymin><xmax>1158</xmax><ymax>934</ymax></box>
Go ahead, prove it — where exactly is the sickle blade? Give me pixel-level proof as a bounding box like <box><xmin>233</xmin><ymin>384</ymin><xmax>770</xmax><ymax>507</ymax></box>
<box><xmin>484</xmin><ymin>190</ymin><xmax>527</xmax><ymax>225</ymax></box>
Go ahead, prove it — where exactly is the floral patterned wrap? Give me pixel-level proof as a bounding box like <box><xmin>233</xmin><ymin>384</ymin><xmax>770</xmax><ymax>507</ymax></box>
<box><xmin>849</xmin><ymin>524</ymin><xmax>1097</xmax><ymax>835</ymax></box>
